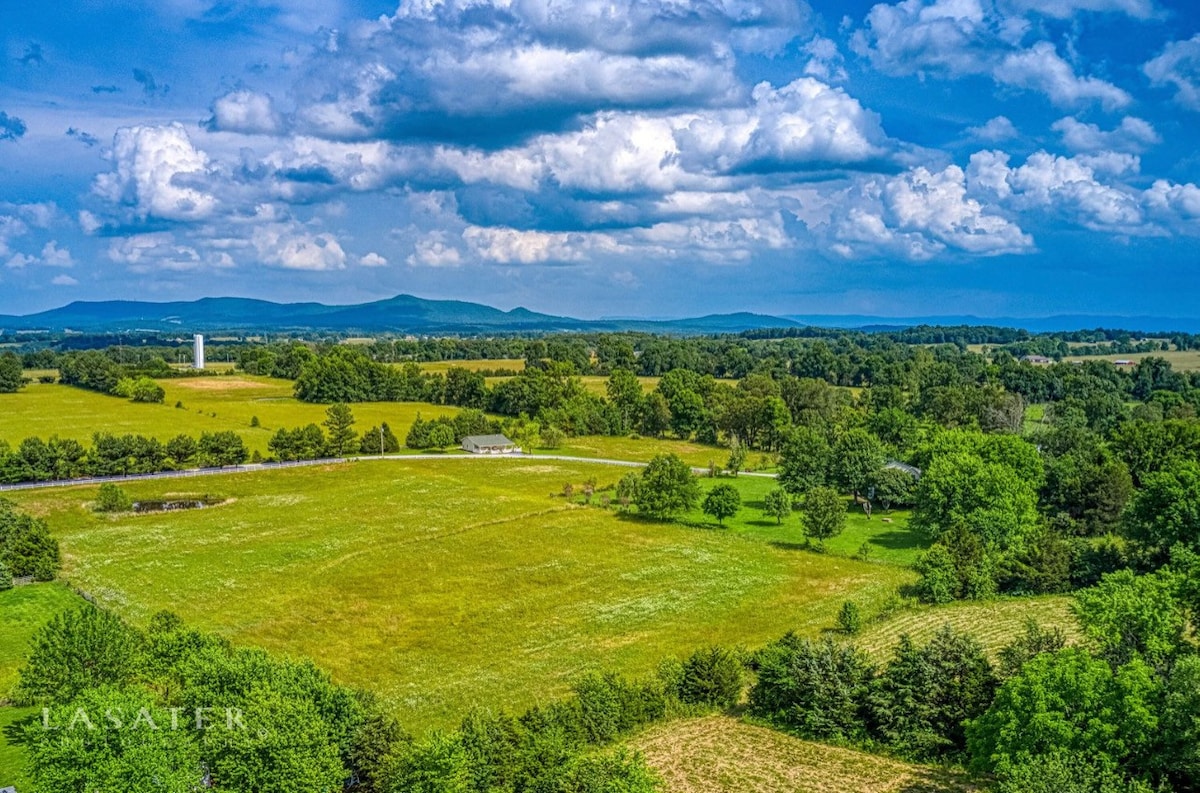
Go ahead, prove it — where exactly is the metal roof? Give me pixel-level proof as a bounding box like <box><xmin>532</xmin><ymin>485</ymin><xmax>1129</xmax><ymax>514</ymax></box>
<box><xmin>462</xmin><ymin>434</ymin><xmax>515</xmax><ymax>446</ymax></box>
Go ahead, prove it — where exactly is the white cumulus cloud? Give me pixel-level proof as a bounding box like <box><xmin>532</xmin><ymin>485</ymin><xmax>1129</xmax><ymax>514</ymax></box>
<box><xmin>1145</xmin><ymin>34</ymin><xmax>1200</xmax><ymax>110</ymax></box>
<box><xmin>993</xmin><ymin>42</ymin><xmax>1131</xmax><ymax>110</ymax></box>
<box><xmin>93</xmin><ymin>123</ymin><xmax>219</xmax><ymax>221</ymax></box>
<box><xmin>207</xmin><ymin>90</ymin><xmax>283</xmax><ymax>135</ymax></box>
<box><xmin>1051</xmin><ymin>116</ymin><xmax>1160</xmax><ymax>153</ymax></box>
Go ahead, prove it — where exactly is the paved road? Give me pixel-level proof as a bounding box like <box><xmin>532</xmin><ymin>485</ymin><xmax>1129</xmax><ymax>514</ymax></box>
<box><xmin>0</xmin><ymin>452</ymin><xmax>777</xmax><ymax>492</ymax></box>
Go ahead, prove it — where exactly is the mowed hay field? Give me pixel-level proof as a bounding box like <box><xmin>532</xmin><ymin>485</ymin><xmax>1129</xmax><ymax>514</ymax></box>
<box><xmin>0</xmin><ymin>375</ymin><xmax>459</xmax><ymax>456</ymax></box>
<box><xmin>7</xmin><ymin>459</ymin><xmax>916</xmax><ymax>731</ymax></box>
<box><xmin>632</xmin><ymin>716</ymin><xmax>974</xmax><ymax>793</ymax></box>
<box><xmin>854</xmin><ymin>595</ymin><xmax>1079</xmax><ymax>661</ymax></box>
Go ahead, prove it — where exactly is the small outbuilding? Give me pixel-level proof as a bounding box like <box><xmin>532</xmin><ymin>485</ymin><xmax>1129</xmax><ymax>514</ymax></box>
<box><xmin>461</xmin><ymin>434</ymin><xmax>519</xmax><ymax>454</ymax></box>
<box><xmin>3</xmin><ymin>785</ymin><xmax>18</xmax><ymax>793</ymax></box>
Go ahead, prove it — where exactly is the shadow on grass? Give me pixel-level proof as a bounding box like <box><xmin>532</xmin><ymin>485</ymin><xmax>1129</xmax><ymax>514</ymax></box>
<box><xmin>2</xmin><ymin>710</ymin><xmax>36</xmax><ymax>748</ymax></box>
<box><xmin>896</xmin><ymin>768</ymin><xmax>978</xmax><ymax>792</ymax></box>
<box><xmin>767</xmin><ymin>539</ymin><xmax>816</xmax><ymax>553</ymax></box>
<box><xmin>867</xmin><ymin>530</ymin><xmax>926</xmax><ymax>552</ymax></box>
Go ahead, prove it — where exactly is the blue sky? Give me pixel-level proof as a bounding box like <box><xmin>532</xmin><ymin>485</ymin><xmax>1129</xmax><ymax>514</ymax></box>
<box><xmin>1</xmin><ymin>0</ymin><xmax>1198</xmax><ymax>319</ymax></box>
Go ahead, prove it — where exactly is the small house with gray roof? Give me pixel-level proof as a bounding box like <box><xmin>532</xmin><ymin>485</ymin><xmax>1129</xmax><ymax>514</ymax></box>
<box><xmin>461</xmin><ymin>434</ymin><xmax>519</xmax><ymax>454</ymax></box>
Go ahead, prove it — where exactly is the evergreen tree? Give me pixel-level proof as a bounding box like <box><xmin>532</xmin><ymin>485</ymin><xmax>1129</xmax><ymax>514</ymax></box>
<box><xmin>324</xmin><ymin>402</ymin><xmax>358</xmax><ymax>457</ymax></box>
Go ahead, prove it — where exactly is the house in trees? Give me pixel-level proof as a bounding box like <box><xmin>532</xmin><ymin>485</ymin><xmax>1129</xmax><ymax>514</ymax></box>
<box><xmin>461</xmin><ymin>434</ymin><xmax>519</xmax><ymax>454</ymax></box>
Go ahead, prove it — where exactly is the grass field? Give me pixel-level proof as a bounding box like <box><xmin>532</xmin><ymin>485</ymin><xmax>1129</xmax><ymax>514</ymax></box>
<box><xmin>0</xmin><ymin>584</ymin><xmax>86</xmax><ymax>788</ymax></box>
<box><xmin>0</xmin><ymin>376</ymin><xmax>459</xmax><ymax>456</ymax></box>
<box><xmin>632</xmin><ymin>716</ymin><xmax>973</xmax><ymax>792</ymax></box>
<box><xmin>416</xmin><ymin>358</ymin><xmax>526</xmax><ymax>373</ymax></box>
<box><xmin>541</xmin><ymin>435</ymin><xmax>733</xmax><ymax>469</ymax></box>
<box><xmin>680</xmin><ymin>476</ymin><xmax>926</xmax><ymax>567</ymax></box>
<box><xmin>6</xmin><ymin>460</ymin><xmax>916</xmax><ymax>731</ymax></box>
<box><xmin>854</xmin><ymin>595</ymin><xmax>1079</xmax><ymax>661</ymax></box>
<box><xmin>1067</xmin><ymin>349</ymin><xmax>1200</xmax><ymax>371</ymax></box>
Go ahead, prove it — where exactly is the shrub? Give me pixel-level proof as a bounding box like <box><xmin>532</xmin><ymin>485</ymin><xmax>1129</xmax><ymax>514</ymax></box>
<box><xmin>540</xmin><ymin>426</ymin><xmax>565</xmax><ymax>449</ymax></box>
<box><xmin>572</xmin><ymin>673</ymin><xmax>667</xmax><ymax>745</ymax></box>
<box><xmin>993</xmin><ymin>752</ymin><xmax>1154</xmax><ymax>793</ymax></box>
<box><xmin>869</xmin><ymin>627</ymin><xmax>997</xmax><ymax>760</ymax></box>
<box><xmin>837</xmin><ymin>601</ymin><xmax>863</xmax><ymax>635</ymax></box>
<box><xmin>94</xmin><ymin>483</ymin><xmax>133</xmax><ymax>513</ymax></box>
<box><xmin>0</xmin><ymin>500</ymin><xmax>60</xmax><ymax>580</ymax></box>
<box><xmin>675</xmin><ymin>646</ymin><xmax>744</xmax><ymax>709</ymax></box>
<box><xmin>0</xmin><ymin>560</ymin><xmax>12</xmax><ymax>591</ymax></box>
<box><xmin>749</xmin><ymin>634</ymin><xmax>875</xmax><ymax>740</ymax></box>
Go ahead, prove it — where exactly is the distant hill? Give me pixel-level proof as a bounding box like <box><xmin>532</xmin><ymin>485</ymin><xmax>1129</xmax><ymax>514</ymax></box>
<box><xmin>784</xmin><ymin>314</ymin><xmax>1200</xmax><ymax>334</ymax></box>
<box><xmin>0</xmin><ymin>295</ymin><xmax>802</xmax><ymax>335</ymax></box>
<box><xmin>1</xmin><ymin>295</ymin><xmax>1196</xmax><ymax>335</ymax></box>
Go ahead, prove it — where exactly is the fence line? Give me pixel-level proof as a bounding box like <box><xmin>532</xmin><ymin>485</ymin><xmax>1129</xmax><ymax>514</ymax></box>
<box><xmin>0</xmin><ymin>453</ymin><xmax>777</xmax><ymax>493</ymax></box>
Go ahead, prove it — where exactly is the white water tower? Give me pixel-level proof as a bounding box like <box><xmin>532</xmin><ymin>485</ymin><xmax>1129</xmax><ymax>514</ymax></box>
<box><xmin>193</xmin><ymin>334</ymin><xmax>205</xmax><ymax>370</ymax></box>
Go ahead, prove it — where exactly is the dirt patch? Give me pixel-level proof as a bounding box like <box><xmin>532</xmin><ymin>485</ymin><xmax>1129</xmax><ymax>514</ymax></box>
<box><xmin>171</xmin><ymin>378</ymin><xmax>266</xmax><ymax>392</ymax></box>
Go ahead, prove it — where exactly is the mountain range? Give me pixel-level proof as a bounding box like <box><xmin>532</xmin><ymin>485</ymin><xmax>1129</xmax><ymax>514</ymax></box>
<box><xmin>2</xmin><ymin>295</ymin><xmax>1199</xmax><ymax>335</ymax></box>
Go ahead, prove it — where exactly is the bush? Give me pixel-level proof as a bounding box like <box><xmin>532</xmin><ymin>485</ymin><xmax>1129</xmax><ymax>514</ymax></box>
<box><xmin>837</xmin><ymin>601</ymin><xmax>862</xmax><ymax>635</ymax></box>
<box><xmin>0</xmin><ymin>560</ymin><xmax>12</xmax><ymax>591</ymax></box>
<box><xmin>675</xmin><ymin>646</ymin><xmax>744</xmax><ymax>709</ymax></box>
<box><xmin>749</xmin><ymin>634</ymin><xmax>875</xmax><ymax>740</ymax></box>
<box><xmin>0</xmin><ymin>500</ymin><xmax>61</xmax><ymax>580</ymax></box>
<box><xmin>540</xmin><ymin>426</ymin><xmax>565</xmax><ymax>450</ymax></box>
<box><xmin>914</xmin><ymin>545</ymin><xmax>958</xmax><ymax>604</ymax></box>
<box><xmin>993</xmin><ymin>753</ymin><xmax>1154</xmax><ymax>793</ymax></box>
<box><xmin>128</xmin><ymin>376</ymin><xmax>166</xmax><ymax>403</ymax></box>
<box><xmin>94</xmin><ymin>483</ymin><xmax>133</xmax><ymax>513</ymax></box>
<box><xmin>572</xmin><ymin>673</ymin><xmax>667</xmax><ymax>745</ymax></box>
<box><xmin>547</xmin><ymin>749</ymin><xmax>661</xmax><ymax>793</ymax></box>
<box><xmin>869</xmin><ymin>627</ymin><xmax>997</xmax><ymax>760</ymax></box>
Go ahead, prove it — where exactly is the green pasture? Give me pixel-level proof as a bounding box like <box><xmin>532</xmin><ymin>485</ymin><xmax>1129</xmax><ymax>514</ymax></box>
<box><xmin>6</xmin><ymin>459</ymin><xmax>915</xmax><ymax>731</ymax></box>
<box><xmin>538</xmin><ymin>434</ymin><xmax>730</xmax><ymax>468</ymax></box>
<box><xmin>0</xmin><ymin>376</ymin><xmax>459</xmax><ymax>456</ymax></box>
<box><xmin>416</xmin><ymin>358</ymin><xmax>526</xmax><ymax>373</ymax></box>
<box><xmin>676</xmin><ymin>476</ymin><xmax>926</xmax><ymax>566</ymax></box>
<box><xmin>1067</xmin><ymin>348</ymin><xmax>1200</xmax><ymax>371</ymax></box>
